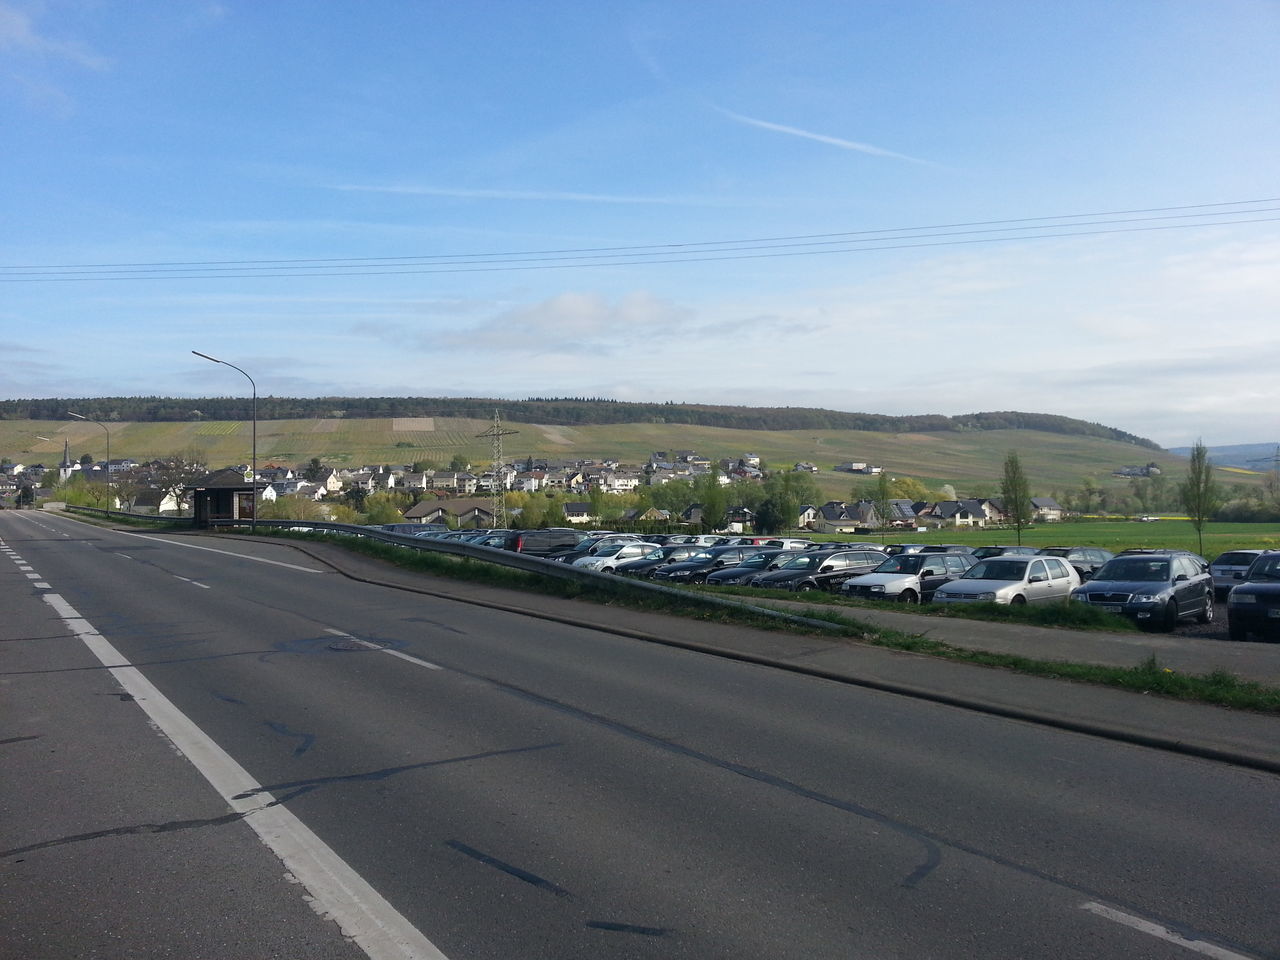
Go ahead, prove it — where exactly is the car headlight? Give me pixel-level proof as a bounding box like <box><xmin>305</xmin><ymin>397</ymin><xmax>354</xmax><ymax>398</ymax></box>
<box><xmin>976</xmin><ymin>592</ymin><xmax>996</xmax><ymax>601</ymax></box>
<box><xmin>1070</xmin><ymin>593</ymin><xmax>1087</xmax><ymax>602</ymax></box>
<box><xmin>869</xmin><ymin>584</ymin><xmax>885</xmax><ymax>592</ymax></box>
<box><xmin>1131</xmin><ymin>593</ymin><xmax>1161</xmax><ymax>603</ymax></box>
<box><xmin>669</xmin><ymin>569</ymin><xmax>692</xmax><ymax>577</ymax></box>
<box><xmin>1230</xmin><ymin>594</ymin><xmax>1256</xmax><ymax>604</ymax></box>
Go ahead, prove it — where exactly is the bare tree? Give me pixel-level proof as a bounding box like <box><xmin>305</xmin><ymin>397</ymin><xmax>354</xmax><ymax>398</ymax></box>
<box><xmin>1001</xmin><ymin>451</ymin><xmax>1033</xmax><ymax>545</ymax></box>
<box><xmin>1179</xmin><ymin>440</ymin><xmax>1221</xmax><ymax>556</ymax></box>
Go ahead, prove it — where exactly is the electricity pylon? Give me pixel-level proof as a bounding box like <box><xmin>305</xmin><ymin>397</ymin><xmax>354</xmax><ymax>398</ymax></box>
<box><xmin>476</xmin><ymin>409</ymin><xmax>518</xmax><ymax>528</ymax></box>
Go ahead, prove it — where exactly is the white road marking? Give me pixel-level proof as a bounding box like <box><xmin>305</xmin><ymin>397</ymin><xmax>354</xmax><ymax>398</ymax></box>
<box><xmin>110</xmin><ymin>530</ymin><xmax>326</xmax><ymax>572</ymax></box>
<box><xmin>1080</xmin><ymin>902</ymin><xmax>1257</xmax><ymax>959</ymax></box>
<box><xmin>25</xmin><ymin>573</ymin><xmax>41</xmax><ymax>579</ymax></box>
<box><xmin>174</xmin><ymin>575</ymin><xmax>212</xmax><ymax>590</ymax></box>
<box><xmin>115</xmin><ymin>553</ymin><xmax>133</xmax><ymax>560</ymax></box>
<box><xmin>34</xmin><ymin>582</ymin><xmax>50</xmax><ymax>589</ymax></box>
<box><xmin>324</xmin><ymin>628</ymin><xmax>442</xmax><ymax>670</ymax></box>
<box><xmin>41</xmin><ymin>592</ymin><xmax>450</xmax><ymax>960</ymax></box>
<box><xmin>18</xmin><ymin>565</ymin><xmax>33</xmax><ymax>571</ymax></box>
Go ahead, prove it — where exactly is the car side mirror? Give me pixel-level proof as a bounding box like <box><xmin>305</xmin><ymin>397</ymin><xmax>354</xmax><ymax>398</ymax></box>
<box><xmin>820</xmin><ymin>565</ymin><xmax>834</xmax><ymax>573</ymax></box>
<box><xmin>1081</xmin><ymin>572</ymin><xmax>1092</xmax><ymax>581</ymax></box>
<box><xmin>1234</xmin><ymin>572</ymin><xmax>1244</xmax><ymax>580</ymax></box>
<box><xmin>1029</xmin><ymin>574</ymin><xmax>1046</xmax><ymax>583</ymax></box>
<box><xmin>1175</xmin><ymin>573</ymin><xmax>1188</xmax><ymax>582</ymax></box>
<box><xmin>923</xmin><ymin>568</ymin><xmax>940</xmax><ymax>577</ymax></box>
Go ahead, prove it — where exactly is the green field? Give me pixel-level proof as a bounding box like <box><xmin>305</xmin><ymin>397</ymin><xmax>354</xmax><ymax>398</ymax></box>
<box><xmin>2</xmin><ymin>415</ymin><xmax>1259</xmax><ymax>501</ymax></box>
<box><xmin>832</xmin><ymin>519</ymin><xmax>1280</xmax><ymax>558</ymax></box>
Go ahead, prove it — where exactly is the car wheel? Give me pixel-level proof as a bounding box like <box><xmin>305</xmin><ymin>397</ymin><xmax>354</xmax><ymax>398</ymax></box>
<box><xmin>897</xmin><ymin>589</ymin><xmax>919</xmax><ymax>604</ymax></box>
<box><xmin>797</xmin><ymin>582</ymin><xmax>814</xmax><ymax>593</ymax></box>
<box><xmin>1159</xmin><ymin>601</ymin><xmax>1178</xmax><ymax>633</ymax></box>
<box><xmin>1010</xmin><ymin>595</ymin><xmax>1027</xmax><ymax>607</ymax></box>
<box><xmin>1228</xmin><ymin>620</ymin><xmax>1249</xmax><ymax>642</ymax></box>
<box><xmin>602</xmin><ymin>566</ymin><xmax>614</xmax><ymax>574</ymax></box>
<box><xmin>1196</xmin><ymin>598</ymin><xmax>1214</xmax><ymax>625</ymax></box>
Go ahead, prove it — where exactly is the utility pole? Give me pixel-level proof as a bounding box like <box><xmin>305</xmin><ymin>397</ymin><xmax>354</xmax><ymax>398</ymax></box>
<box><xmin>476</xmin><ymin>409</ymin><xmax>518</xmax><ymax>528</ymax></box>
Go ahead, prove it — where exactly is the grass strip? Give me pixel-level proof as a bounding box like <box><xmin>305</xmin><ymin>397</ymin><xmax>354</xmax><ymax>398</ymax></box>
<box><xmin>242</xmin><ymin>531</ymin><xmax>1280</xmax><ymax>714</ymax></box>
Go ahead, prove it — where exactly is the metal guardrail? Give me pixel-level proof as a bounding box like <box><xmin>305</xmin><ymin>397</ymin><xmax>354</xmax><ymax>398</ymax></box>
<box><xmin>207</xmin><ymin>519</ymin><xmax>848</xmax><ymax>632</ymax></box>
<box><xmin>65</xmin><ymin>505</ymin><xmax>196</xmax><ymax>526</ymax></box>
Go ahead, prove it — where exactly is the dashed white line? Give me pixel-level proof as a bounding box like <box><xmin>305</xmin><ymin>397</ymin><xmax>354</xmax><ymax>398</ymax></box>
<box><xmin>1080</xmin><ymin>902</ymin><xmax>1257</xmax><ymax>959</ymax></box>
<box><xmin>324</xmin><ymin>628</ymin><xmax>443</xmax><ymax>670</ymax></box>
<box><xmin>41</xmin><ymin>592</ymin><xmax>449</xmax><ymax>960</ymax></box>
<box><xmin>173</xmin><ymin>575</ymin><xmax>212</xmax><ymax>590</ymax></box>
<box><xmin>109</xmin><ymin>530</ymin><xmax>326</xmax><ymax>572</ymax></box>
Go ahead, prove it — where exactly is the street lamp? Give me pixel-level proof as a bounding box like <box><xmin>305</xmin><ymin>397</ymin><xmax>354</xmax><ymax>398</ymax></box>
<box><xmin>67</xmin><ymin>412</ymin><xmax>110</xmax><ymax>509</ymax></box>
<box><xmin>192</xmin><ymin>350</ymin><xmax>257</xmax><ymax>532</ymax></box>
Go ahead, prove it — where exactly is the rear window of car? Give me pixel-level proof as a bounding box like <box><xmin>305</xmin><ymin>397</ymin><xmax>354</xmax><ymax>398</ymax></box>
<box><xmin>1213</xmin><ymin>552</ymin><xmax>1260</xmax><ymax>566</ymax></box>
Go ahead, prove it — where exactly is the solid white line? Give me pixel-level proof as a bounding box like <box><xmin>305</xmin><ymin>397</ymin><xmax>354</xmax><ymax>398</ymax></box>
<box><xmin>110</xmin><ymin>530</ymin><xmax>326</xmax><ymax>572</ymax></box>
<box><xmin>42</xmin><ymin>593</ymin><xmax>449</xmax><ymax>960</ymax></box>
<box><xmin>324</xmin><ymin>628</ymin><xmax>443</xmax><ymax>670</ymax></box>
<box><xmin>1080</xmin><ymin>902</ymin><xmax>1256</xmax><ymax>959</ymax></box>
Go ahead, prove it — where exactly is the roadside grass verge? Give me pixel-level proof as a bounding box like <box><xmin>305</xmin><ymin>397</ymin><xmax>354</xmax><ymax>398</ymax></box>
<box><xmin>702</xmin><ymin>584</ymin><xmax>1140</xmax><ymax>632</ymax></box>
<box><xmin>225</xmin><ymin>530</ymin><xmax>1280</xmax><ymax>714</ymax></box>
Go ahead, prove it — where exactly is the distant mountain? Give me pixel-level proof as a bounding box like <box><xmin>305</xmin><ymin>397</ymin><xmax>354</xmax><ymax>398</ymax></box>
<box><xmin>0</xmin><ymin>396</ymin><xmax>1161</xmax><ymax>449</ymax></box>
<box><xmin>1167</xmin><ymin>443</ymin><xmax>1280</xmax><ymax>470</ymax></box>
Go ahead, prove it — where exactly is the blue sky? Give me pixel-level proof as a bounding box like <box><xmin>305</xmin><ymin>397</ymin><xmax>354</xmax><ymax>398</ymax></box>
<box><xmin>2</xmin><ymin>0</ymin><xmax>1277</xmax><ymax>447</ymax></box>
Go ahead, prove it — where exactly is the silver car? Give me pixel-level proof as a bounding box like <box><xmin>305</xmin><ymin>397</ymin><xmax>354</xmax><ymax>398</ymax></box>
<box><xmin>1209</xmin><ymin>549</ymin><xmax>1266</xmax><ymax>600</ymax></box>
<box><xmin>934</xmin><ymin>556</ymin><xmax>1080</xmax><ymax>606</ymax></box>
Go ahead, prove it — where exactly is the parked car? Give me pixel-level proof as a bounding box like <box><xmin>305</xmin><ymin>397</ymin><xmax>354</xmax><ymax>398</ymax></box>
<box><xmin>970</xmin><ymin>545</ymin><xmax>1041</xmax><ymax>560</ymax></box>
<box><xmin>651</xmin><ymin>545</ymin><xmax>773</xmax><ymax>584</ymax></box>
<box><xmin>917</xmin><ymin>544</ymin><xmax>975</xmax><ymax>554</ymax></box>
<box><xmin>572</xmin><ymin>541</ymin><xmax>663</xmax><ymax>573</ymax></box>
<box><xmin>1210</xmin><ymin>549</ymin><xmax>1268</xmax><ymax>600</ymax></box>
<box><xmin>614</xmin><ymin>543</ymin><xmax>709</xmax><ymax>577</ymax></box>
<box><xmin>1225</xmin><ymin>551</ymin><xmax>1280</xmax><ymax>641</ymax></box>
<box><xmin>549</xmin><ymin>533</ymin><xmax>644</xmax><ymax>564</ymax></box>
<box><xmin>1070</xmin><ymin>551</ymin><xmax>1213</xmax><ymax>631</ymax></box>
<box><xmin>934</xmin><ymin>555</ymin><xmax>1080</xmax><ymax>606</ymax></box>
<box><xmin>883</xmin><ymin>543</ymin><xmax>930</xmax><ymax>555</ymax></box>
<box><xmin>747</xmin><ymin>549</ymin><xmax>890</xmax><ymax>592</ymax></box>
<box><xmin>1036</xmin><ymin>546</ymin><xmax>1114</xmax><ymax>579</ymax></box>
<box><xmin>702</xmin><ymin>549</ymin><xmax>795</xmax><ymax>586</ymax></box>
<box><xmin>840</xmin><ymin>552</ymin><xmax>975</xmax><ymax>603</ymax></box>
<box><xmin>496</xmin><ymin>528</ymin><xmax>587</xmax><ymax>557</ymax></box>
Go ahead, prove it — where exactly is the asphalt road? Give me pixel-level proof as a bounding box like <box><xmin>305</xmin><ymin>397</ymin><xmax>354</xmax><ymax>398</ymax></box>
<box><xmin>3</xmin><ymin>510</ymin><xmax>1278</xmax><ymax>960</ymax></box>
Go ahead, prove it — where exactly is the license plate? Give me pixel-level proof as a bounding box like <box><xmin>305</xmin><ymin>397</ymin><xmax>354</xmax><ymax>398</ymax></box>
<box><xmin>1097</xmin><ymin>604</ymin><xmax>1122</xmax><ymax>612</ymax></box>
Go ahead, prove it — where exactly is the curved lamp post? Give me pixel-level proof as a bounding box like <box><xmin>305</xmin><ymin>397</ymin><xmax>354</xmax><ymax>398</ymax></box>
<box><xmin>67</xmin><ymin>412</ymin><xmax>110</xmax><ymax>509</ymax></box>
<box><xmin>192</xmin><ymin>350</ymin><xmax>257</xmax><ymax>532</ymax></box>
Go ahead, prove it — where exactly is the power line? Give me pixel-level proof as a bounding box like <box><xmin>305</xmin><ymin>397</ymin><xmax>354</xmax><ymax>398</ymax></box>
<box><xmin>2</xmin><ymin>199</ymin><xmax>1277</xmax><ymax>282</ymax></box>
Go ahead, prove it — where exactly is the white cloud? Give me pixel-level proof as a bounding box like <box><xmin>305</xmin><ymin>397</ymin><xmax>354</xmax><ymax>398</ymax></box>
<box><xmin>0</xmin><ymin>2</ymin><xmax>109</xmax><ymax>69</ymax></box>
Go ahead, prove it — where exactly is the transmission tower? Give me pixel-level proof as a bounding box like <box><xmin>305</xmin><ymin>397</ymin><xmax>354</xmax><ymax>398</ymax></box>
<box><xmin>475</xmin><ymin>409</ymin><xmax>518</xmax><ymax>528</ymax></box>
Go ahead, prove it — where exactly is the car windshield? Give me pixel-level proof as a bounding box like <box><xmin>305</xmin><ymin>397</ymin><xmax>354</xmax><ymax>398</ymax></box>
<box><xmin>1096</xmin><ymin>558</ymin><xmax>1170</xmax><ymax>582</ymax></box>
<box><xmin>963</xmin><ymin>559</ymin><xmax>1030</xmax><ymax>581</ymax></box>
<box><xmin>736</xmin><ymin>554</ymin><xmax>775</xmax><ymax>569</ymax></box>
<box><xmin>1246</xmin><ymin>556</ymin><xmax>1280</xmax><ymax>580</ymax></box>
<box><xmin>689</xmin><ymin>551</ymin><xmax>716</xmax><ymax>563</ymax></box>
<box><xmin>595</xmin><ymin>543</ymin><xmax>626</xmax><ymax>557</ymax></box>
<box><xmin>874</xmin><ymin>556</ymin><xmax>923</xmax><ymax>573</ymax></box>
<box><xmin>777</xmin><ymin>555</ymin><xmax>820</xmax><ymax>570</ymax></box>
<box><xmin>639</xmin><ymin>548</ymin><xmax>665</xmax><ymax>560</ymax></box>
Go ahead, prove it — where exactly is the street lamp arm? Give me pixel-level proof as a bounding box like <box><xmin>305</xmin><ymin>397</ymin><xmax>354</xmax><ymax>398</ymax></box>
<box><xmin>192</xmin><ymin>349</ymin><xmax>258</xmax><ymax>531</ymax></box>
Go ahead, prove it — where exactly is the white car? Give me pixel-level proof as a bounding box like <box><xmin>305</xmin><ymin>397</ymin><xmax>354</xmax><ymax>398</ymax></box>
<box><xmin>933</xmin><ymin>555</ymin><xmax>1080</xmax><ymax>606</ymax></box>
<box><xmin>572</xmin><ymin>541</ymin><xmax>662</xmax><ymax>573</ymax></box>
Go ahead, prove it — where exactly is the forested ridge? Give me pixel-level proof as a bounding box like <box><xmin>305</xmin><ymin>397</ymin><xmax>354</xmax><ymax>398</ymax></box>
<box><xmin>0</xmin><ymin>396</ymin><xmax>1160</xmax><ymax>449</ymax></box>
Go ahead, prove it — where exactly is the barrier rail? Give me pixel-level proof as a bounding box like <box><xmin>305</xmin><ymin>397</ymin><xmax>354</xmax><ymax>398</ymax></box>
<box><xmin>207</xmin><ymin>519</ymin><xmax>846</xmax><ymax>632</ymax></box>
<box><xmin>65</xmin><ymin>505</ymin><xmax>196</xmax><ymax>527</ymax></box>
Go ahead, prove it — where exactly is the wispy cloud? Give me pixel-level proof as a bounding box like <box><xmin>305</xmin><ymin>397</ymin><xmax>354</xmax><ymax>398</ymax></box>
<box><xmin>0</xmin><ymin>1</ymin><xmax>109</xmax><ymax>69</ymax></box>
<box><xmin>715</xmin><ymin>108</ymin><xmax>933</xmax><ymax>165</ymax></box>
<box><xmin>331</xmin><ymin>183</ymin><xmax>693</xmax><ymax>206</ymax></box>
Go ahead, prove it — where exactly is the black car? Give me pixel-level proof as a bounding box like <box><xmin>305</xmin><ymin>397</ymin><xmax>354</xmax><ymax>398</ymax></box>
<box><xmin>970</xmin><ymin>545</ymin><xmax>1041</xmax><ymax>559</ymax></box>
<box><xmin>495</xmin><ymin>528</ymin><xmax>587</xmax><ymax>557</ymax></box>
<box><xmin>1070</xmin><ymin>551</ymin><xmax>1213</xmax><ymax>631</ymax></box>
<box><xmin>746</xmin><ymin>549</ymin><xmax>890</xmax><ymax>592</ymax></box>
<box><xmin>613</xmin><ymin>543</ymin><xmax>708</xmax><ymax>577</ymax></box>
<box><xmin>1226</xmin><ymin>551</ymin><xmax>1280</xmax><ymax>641</ymax></box>
<box><xmin>650</xmin><ymin>545</ymin><xmax>771</xmax><ymax>584</ymax></box>
<box><xmin>1036</xmin><ymin>546</ymin><xmax>1114</xmax><ymax>579</ymax></box>
<box><xmin>702</xmin><ymin>550</ymin><xmax>794</xmax><ymax>586</ymax></box>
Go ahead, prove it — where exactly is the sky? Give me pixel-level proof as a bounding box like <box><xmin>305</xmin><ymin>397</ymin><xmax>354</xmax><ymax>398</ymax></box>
<box><xmin>2</xmin><ymin>0</ymin><xmax>1278</xmax><ymax>449</ymax></box>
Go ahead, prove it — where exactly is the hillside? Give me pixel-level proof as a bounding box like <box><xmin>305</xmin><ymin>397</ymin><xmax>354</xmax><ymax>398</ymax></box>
<box><xmin>1</xmin><ymin>415</ymin><xmax>1217</xmax><ymax>500</ymax></box>
<box><xmin>0</xmin><ymin>397</ymin><xmax>1160</xmax><ymax>450</ymax></box>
